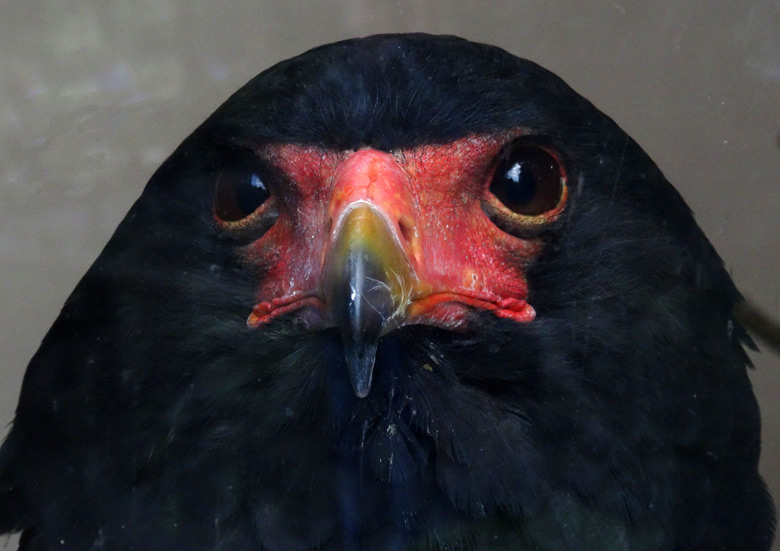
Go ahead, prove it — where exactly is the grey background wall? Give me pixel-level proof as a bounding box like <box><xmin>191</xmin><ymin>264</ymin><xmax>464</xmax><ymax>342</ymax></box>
<box><xmin>1</xmin><ymin>1</ymin><xmax>778</xmax><ymax>548</ymax></box>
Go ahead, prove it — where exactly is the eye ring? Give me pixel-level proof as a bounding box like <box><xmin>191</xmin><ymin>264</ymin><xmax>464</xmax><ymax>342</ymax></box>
<box><xmin>482</xmin><ymin>142</ymin><xmax>567</xmax><ymax>230</ymax></box>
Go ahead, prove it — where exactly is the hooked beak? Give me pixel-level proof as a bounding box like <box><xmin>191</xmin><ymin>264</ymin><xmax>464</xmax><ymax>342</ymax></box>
<box><xmin>320</xmin><ymin>152</ymin><xmax>417</xmax><ymax>398</ymax></box>
<box><xmin>322</xmin><ymin>204</ymin><xmax>415</xmax><ymax>398</ymax></box>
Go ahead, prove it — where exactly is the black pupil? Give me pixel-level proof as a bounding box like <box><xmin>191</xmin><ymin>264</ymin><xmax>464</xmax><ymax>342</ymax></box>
<box><xmin>502</xmin><ymin>162</ymin><xmax>536</xmax><ymax>205</ymax></box>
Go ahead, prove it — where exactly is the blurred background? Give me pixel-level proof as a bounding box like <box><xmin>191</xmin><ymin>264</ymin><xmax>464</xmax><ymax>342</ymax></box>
<box><xmin>1</xmin><ymin>1</ymin><xmax>778</xmax><ymax>548</ymax></box>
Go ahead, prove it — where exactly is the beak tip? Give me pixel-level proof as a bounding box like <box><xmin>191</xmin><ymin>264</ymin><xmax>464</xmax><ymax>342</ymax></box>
<box><xmin>353</xmin><ymin>385</ymin><xmax>371</xmax><ymax>399</ymax></box>
<box><xmin>345</xmin><ymin>341</ymin><xmax>377</xmax><ymax>399</ymax></box>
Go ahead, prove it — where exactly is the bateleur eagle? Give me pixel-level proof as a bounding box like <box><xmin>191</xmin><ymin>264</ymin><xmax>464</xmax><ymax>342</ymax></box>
<box><xmin>0</xmin><ymin>33</ymin><xmax>775</xmax><ymax>551</ymax></box>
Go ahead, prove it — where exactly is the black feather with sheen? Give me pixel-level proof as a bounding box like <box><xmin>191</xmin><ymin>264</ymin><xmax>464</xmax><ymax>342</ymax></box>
<box><xmin>0</xmin><ymin>34</ymin><xmax>774</xmax><ymax>550</ymax></box>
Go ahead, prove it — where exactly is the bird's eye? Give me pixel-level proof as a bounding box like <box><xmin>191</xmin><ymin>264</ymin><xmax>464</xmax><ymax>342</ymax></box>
<box><xmin>489</xmin><ymin>144</ymin><xmax>564</xmax><ymax>216</ymax></box>
<box><xmin>214</xmin><ymin>163</ymin><xmax>272</xmax><ymax>222</ymax></box>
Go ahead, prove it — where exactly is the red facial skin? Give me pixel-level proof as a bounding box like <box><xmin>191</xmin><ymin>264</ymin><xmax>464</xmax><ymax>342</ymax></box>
<box><xmin>222</xmin><ymin>133</ymin><xmax>567</xmax><ymax>332</ymax></box>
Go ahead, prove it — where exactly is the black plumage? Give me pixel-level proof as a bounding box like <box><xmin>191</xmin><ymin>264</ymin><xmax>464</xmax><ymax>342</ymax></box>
<box><xmin>0</xmin><ymin>34</ymin><xmax>774</xmax><ymax>550</ymax></box>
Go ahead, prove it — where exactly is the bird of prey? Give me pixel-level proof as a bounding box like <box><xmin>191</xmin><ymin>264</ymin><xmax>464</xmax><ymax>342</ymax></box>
<box><xmin>0</xmin><ymin>34</ymin><xmax>775</xmax><ymax>551</ymax></box>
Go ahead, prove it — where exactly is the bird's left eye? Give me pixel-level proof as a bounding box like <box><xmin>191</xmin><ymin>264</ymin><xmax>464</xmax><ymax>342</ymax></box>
<box><xmin>214</xmin><ymin>163</ymin><xmax>272</xmax><ymax>222</ymax></box>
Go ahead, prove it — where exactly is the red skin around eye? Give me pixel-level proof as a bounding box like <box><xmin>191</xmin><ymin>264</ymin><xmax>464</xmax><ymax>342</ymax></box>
<box><xmin>234</xmin><ymin>133</ymin><xmax>560</xmax><ymax>331</ymax></box>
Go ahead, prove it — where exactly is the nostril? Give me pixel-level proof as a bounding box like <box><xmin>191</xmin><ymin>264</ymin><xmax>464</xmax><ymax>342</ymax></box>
<box><xmin>398</xmin><ymin>217</ymin><xmax>416</xmax><ymax>246</ymax></box>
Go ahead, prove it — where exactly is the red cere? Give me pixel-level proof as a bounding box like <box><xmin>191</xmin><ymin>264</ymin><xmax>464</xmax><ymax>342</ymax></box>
<box><xmin>235</xmin><ymin>132</ymin><xmax>562</xmax><ymax>332</ymax></box>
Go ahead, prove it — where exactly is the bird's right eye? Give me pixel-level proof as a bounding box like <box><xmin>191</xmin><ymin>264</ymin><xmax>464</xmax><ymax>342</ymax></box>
<box><xmin>214</xmin><ymin>163</ymin><xmax>272</xmax><ymax>222</ymax></box>
<box><xmin>489</xmin><ymin>144</ymin><xmax>564</xmax><ymax>217</ymax></box>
